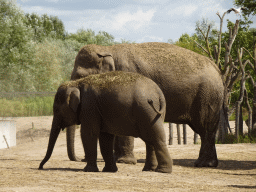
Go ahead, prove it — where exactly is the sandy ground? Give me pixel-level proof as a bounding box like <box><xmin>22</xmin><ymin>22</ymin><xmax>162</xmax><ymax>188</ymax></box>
<box><xmin>0</xmin><ymin>116</ymin><xmax>256</xmax><ymax>192</ymax></box>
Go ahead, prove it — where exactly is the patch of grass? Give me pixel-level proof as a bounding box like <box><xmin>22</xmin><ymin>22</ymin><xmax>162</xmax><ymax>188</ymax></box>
<box><xmin>216</xmin><ymin>130</ymin><xmax>256</xmax><ymax>144</ymax></box>
<box><xmin>229</xmin><ymin>107</ymin><xmax>248</xmax><ymax>121</ymax></box>
<box><xmin>0</xmin><ymin>96</ymin><xmax>54</xmax><ymax>117</ymax></box>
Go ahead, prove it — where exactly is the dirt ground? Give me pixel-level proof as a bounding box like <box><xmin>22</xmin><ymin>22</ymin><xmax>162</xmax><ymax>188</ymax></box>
<box><xmin>0</xmin><ymin>116</ymin><xmax>256</xmax><ymax>192</ymax></box>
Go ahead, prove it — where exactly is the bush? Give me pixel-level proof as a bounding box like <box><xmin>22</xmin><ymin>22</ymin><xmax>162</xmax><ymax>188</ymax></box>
<box><xmin>0</xmin><ymin>96</ymin><xmax>54</xmax><ymax>117</ymax></box>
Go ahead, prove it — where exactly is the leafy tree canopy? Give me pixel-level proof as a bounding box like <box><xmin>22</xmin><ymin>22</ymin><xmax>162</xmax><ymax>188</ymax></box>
<box><xmin>25</xmin><ymin>12</ymin><xmax>66</xmax><ymax>41</ymax></box>
<box><xmin>66</xmin><ymin>28</ymin><xmax>115</xmax><ymax>46</ymax></box>
<box><xmin>234</xmin><ymin>0</ymin><xmax>256</xmax><ymax>16</ymax></box>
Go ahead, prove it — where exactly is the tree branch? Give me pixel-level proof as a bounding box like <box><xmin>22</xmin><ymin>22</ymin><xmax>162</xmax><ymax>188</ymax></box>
<box><xmin>216</xmin><ymin>11</ymin><xmax>227</xmax><ymax>67</ymax></box>
<box><xmin>241</xmin><ymin>47</ymin><xmax>256</xmax><ymax>61</ymax></box>
<box><xmin>193</xmin><ymin>40</ymin><xmax>210</xmax><ymax>55</ymax></box>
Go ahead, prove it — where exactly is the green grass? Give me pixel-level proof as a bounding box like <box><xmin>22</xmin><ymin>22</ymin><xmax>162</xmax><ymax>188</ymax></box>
<box><xmin>0</xmin><ymin>96</ymin><xmax>54</xmax><ymax>117</ymax></box>
<box><xmin>216</xmin><ymin>129</ymin><xmax>256</xmax><ymax>144</ymax></box>
<box><xmin>229</xmin><ymin>111</ymin><xmax>248</xmax><ymax>121</ymax></box>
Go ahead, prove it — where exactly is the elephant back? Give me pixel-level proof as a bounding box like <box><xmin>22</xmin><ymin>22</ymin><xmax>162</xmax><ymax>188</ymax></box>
<box><xmin>122</xmin><ymin>43</ymin><xmax>218</xmax><ymax>76</ymax></box>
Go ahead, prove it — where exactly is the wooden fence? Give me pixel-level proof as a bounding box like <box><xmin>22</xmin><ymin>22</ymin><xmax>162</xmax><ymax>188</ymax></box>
<box><xmin>168</xmin><ymin>123</ymin><xmax>199</xmax><ymax>145</ymax></box>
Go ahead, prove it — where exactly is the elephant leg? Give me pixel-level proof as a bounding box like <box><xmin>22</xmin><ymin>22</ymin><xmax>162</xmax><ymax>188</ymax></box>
<box><xmin>116</xmin><ymin>136</ymin><xmax>137</xmax><ymax>164</ymax></box>
<box><xmin>142</xmin><ymin>144</ymin><xmax>158</xmax><ymax>171</ymax></box>
<box><xmin>113</xmin><ymin>136</ymin><xmax>121</xmax><ymax>161</ymax></box>
<box><xmin>193</xmin><ymin>114</ymin><xmax>219</xmax><ymax>167</ymax></box>
<box><xmin>194</xmin><ymin>131</ymin><xmax>218</xmax><ymax>167</ymax></box>
<box><xmin>140</xmin><ymin>117</ymin><xmax>172</xmax><ymax>173</ymax></box>
<box><xmin>66</xmin><ymin>125</ymin><xmax>83</xmax><ymax>161</ymax></box>
<box><xmin>81</xmin><ymin>115</ymin><xmax>100</xmax><ymax>172</ymax></box>
<box><xmin>153</xmin><ymin>140</ymin><xmax>172</xmax><ymax>173</ymax></box>
<box><xmin>99</xmin><ymin>131</ymin><xmax>118</xmax><ymax>172</ymax></box>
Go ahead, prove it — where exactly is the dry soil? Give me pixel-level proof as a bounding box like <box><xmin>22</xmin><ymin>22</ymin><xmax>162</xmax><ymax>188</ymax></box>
<box><xmin>0</xmin><ymin>116</ymin><xmax>255</xmax><ymax>191</ymax></box>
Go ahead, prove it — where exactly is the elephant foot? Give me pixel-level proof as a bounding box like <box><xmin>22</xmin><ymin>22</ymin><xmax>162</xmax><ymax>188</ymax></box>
<box><xmin>116</xmin><ymin>155</ymin><xmax>137</xmax><ymax>165</ymax></box>
<box><xmin>155</xmin><ymin>166</ymin><xmax>172</xmax><ymax>173</ymax></box>
<box><xmin>194</xmin><ymin>158</ymin><xmax>218</xmax><ymax>167</ymax></box>
<box><xmin>142</xmin><ymin>166</ymin><xmax>157</xmax><ymax>172</ymax></box>
<box><xmin>83</xmin><ymin>165</ymin><xmax>99</xmax><ymax>172</ymax></box>
<box><xmin>142</xmin><ymin>161</ymin><xmax>158</xmax><ymax>172</ymax></box>
<box><xmin>102</xmin><ymin>165</ymin><xmax>118</xmax><ymax>172</ymax></box>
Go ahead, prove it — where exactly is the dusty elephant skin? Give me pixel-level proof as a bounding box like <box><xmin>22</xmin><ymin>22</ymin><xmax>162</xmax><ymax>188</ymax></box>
<box><xmin>67</xmin><ymin>42</ymin><xmax>224</xmax><ymax>167</ymax></box>
<box><xmin>39</xmin><ymin>71</ymin><xmax>172</xmax><ymax>173</ymax></box>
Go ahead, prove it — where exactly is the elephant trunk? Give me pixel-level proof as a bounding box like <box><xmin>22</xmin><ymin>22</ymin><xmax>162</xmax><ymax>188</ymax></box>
<box><xmin>39</xmin><ymin>117</ymin><xmax>61</xmax><ymax>169</ymax></box>
<box><xmin>66</xmin><ymin>125</ymin><xmax>81</xmax><ymax>161</ymax></box>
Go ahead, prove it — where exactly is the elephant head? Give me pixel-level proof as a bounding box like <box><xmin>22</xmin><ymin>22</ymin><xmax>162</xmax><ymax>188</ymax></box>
<box><xmin>71</xmin><ymin>45</ymin><xmax>115</xmax><ymax>80</ymax></box>
<box><xmin>68</xmin><ymin>45</ymin><xmax>115</xmax><ymax>162</ymax></box>
<box><xmin>39</xmin><ymin>86</ymin><xmax>80</xmax><ymax>169</ymax></box>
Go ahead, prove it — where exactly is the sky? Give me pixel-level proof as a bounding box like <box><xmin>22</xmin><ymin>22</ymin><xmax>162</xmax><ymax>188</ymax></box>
<box><xmin>16</xmin><ymin>0</ymin><xmax>256</xmax><ymax>43</ymax></box>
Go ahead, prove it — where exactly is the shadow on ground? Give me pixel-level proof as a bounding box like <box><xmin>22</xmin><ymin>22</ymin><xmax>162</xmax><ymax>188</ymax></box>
<box><xmin>32</xmin><ymin>167</ymin><xmax>83</xmax><ymax>172</ymax></box>
<box><xmin>137</xmin><ymin>158</ymin><xmax>256</xmax><ymax>171</ymax></box>
<box><xmin>228</xmin><ymin>185</ymin><xmax>256</xmax><ymax>189</ymax></box>
<box><xmin>174</xmin><ymin>159</ymin><xmax>256</xmax><ymax>170</ymax></box>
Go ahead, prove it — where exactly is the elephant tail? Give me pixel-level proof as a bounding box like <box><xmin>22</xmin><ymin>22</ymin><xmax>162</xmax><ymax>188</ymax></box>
<box><xmin>148</xmin><ymin>97</ymin><xmax>166</xmax><ymax>115</ymax></box>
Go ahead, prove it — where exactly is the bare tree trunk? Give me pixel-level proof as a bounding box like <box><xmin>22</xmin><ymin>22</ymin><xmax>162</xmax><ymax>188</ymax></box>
<box><xmin>253</xmin><ymin>35</ymin><xmax>256</xmax><ymax>131</ymax></box>
<box><xmin>244</xmin><ymin>89</ymin><xmax>252</xmax><ymax>134</ymax></box>
<box><xmin>252</xmin><ymin>84</ymin><xmax>256</xmax><ymax>131</ymax></box>
<box><xmin>235</xmin><ymin>101</ymin><xmax>241</xmax><ymax>142</ymax></box>
<box><xmin>217</xmin><ymin>107</ymin><xmax>229</xmax><ymax>143</ymax></box>
<box><xmin>239</xmin><ymin>104</ymin><xmax>243</xmax><ymax>135</ymax></box>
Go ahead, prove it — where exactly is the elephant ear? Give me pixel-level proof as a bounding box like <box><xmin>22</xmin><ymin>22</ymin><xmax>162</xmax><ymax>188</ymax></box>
<box><xmin>97</xmin><ymin>52</ymin><xmax>115</xmax><ymax>72</ymax></box>
<box><xmin>67</xmin><ymin>88</ymin><xmax>80</xmax><ymax>113</ymax></box>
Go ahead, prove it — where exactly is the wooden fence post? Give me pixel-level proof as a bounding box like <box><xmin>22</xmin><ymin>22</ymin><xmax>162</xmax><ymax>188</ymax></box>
<box><xmin>3</xmin><ymin>135</ymin><xmax>9</xmax><ymax>149</ymax></box>
<box><xmin>177</xmin><ymin>124</ymin><xmax>181</xmax><ymax>145</ymax></box>
<box><xmin>169</xmin><ymin>123</ymin><xmax>173</xmax><ymax>145</ymax></box>
<box><xmin>183</xmin><ymin>124</ymin><xmax>187</xmax><ymax>144</ymax></box>
<box><xmin>194</xmin><ymin>132</ymin><xmax>198</xmax><ymax>144</ymax></box>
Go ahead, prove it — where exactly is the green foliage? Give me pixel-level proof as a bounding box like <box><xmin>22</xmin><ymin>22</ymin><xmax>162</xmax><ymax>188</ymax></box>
<box><xmin>24</xmin><ymin>13</ymin><xmax>66</xmax><ymax>41</ymax></box>
<box><xmin>0</xmin><ymin>96</ymin><xmax>54</xmax><ymax>117</ymax></box>
<box><xmin>220</xmin><ymin>19</ymin><xmax>255</xmax><ymax>107</ymax></box>
<box><xmin>234</xmin><ymin>0</ymin><xmax>256</xmax><ymax>16</ymax></box>
<box><xmin>229</xmin><ymin>107</ymin><xmax>249</xmax><ymax>121</ymax></box>
<box><xmin>173</xmin><ymin>15</ymin><xmax>255</xmax><ymax>109</ymax></box>
<box><xmin>0</xmin><ymin>0</ymin><xmax>36</xmax><ymax>91</ymax></box>
<box><xmin>66</xmin><ymin>28</ymin><xmax>115</xmax><ymax>46</ymax></box>
<box><xmin>173</xmin><ymin>33</ymin><xmax>208</xmax><ymax>56</ymax></box>
<box><xmin>216</xmin><ymin>132</ymin><xmax>256</xmax><ymax>144</ymax></box>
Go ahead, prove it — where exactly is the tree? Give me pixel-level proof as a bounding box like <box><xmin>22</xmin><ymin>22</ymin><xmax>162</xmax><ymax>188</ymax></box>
<box><xmin>172</xmin><ymin>33</ymin><xmax>207</xmax><ymax>56</ymax></box>
<box><xmin>0</xmin><ymin>0</ymin><xmax>36</xmax><ymax>91</ymax></box>
<box><xmin>66</xmin><ymin>28</ymin><xmax>115</xmax><ymax>46</ymax></box>
<box><xmin>24</xmin><ymin>13</ymin><xmax>66</xmax><ymax>41</ymax></box>
<box><xmin>234</xmin><ymin>0</ymin><xmax>256</xmax><ymax>16</ymax></box>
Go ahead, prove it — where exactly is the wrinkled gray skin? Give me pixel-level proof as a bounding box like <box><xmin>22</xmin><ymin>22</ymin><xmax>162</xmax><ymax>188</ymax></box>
<box><xmin>39</xmin><ymin>72</ymin><xmax>172</xmax><ymax>173</ymax></box>
<box><xmin>67</xmin><ymin>42</ymin><xmax>224</xmax><ymax>167</ymax></box>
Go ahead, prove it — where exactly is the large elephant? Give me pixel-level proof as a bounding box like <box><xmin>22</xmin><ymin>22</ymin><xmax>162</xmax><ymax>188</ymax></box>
<box><xmin>67</xmin><ymin>42</ymin><xmax>224</xmax><ymax>167</ymax></box>
<box><xmin>39</xmin><ymin>71</ymin><xmax>172</xmax><ymax>173</ymax></box>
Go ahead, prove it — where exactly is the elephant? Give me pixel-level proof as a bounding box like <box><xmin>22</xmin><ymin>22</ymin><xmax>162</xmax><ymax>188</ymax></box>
<box><xmin>39</xmin><ymin>71</ymin><xmax>172</xmax><ymax>173</ymax></box>
<box><xmin>67</xmin><ymin>42</ymin><xmax>224</xmax><ymax>167</ymax></box>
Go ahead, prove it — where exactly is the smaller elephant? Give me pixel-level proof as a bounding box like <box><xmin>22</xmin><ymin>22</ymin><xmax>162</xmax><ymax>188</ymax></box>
<box><xmin>39</xmin><ymin>71</ymin><xmax>172</xmax><ymax>173</ymax></box>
